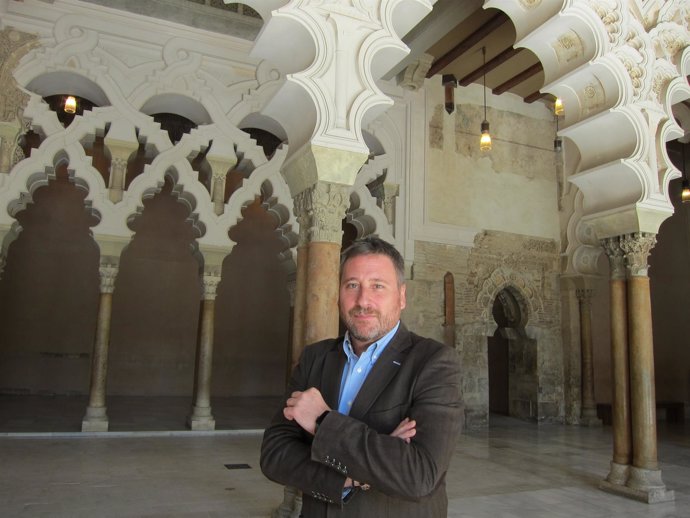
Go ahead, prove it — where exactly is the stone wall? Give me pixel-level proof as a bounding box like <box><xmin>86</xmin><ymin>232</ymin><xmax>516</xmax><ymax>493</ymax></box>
<box><xmin>402</xmin><ymin>231</ymin><xmax>563</xmax><ymax>429</ymax></box>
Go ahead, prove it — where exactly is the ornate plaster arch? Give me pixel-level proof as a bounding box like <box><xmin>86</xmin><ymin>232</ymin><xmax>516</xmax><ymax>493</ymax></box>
<box><xmin>476</xmin><ymin>266</ymin><xmax>544</xmax><ymax>325</ymax></box>
<box><xmin>493</xmin><ymin>0</ymin><xmax>689</xmax><ymax>257</ymax></box>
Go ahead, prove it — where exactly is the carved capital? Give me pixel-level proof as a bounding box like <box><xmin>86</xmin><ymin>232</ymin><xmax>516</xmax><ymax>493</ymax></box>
<box><xmin>619</xmin><ymin>232</ymin><xmax>657</xmax><ymax>277</ymax></box>
<box><xmin>601</xmin><ymin>236</ymin><xmax>626</xmax><ymax>280</ymax></box>
<box><xmin>201</xmin><ymin>272</ymin><xmax>222</xmax><ymax>300</ymax></box>
<box><xmin>293</xmin><ymin>190</ymin><xmax>312</xmax><ymax>248</ymax></box>
<box><xmin>576</xmin><ymin>288</ymin><xmax>594</xmax><ymax>307</ymax></box>
<box><xmin>306</xmin><ymin>182</ymin><xmax>349</xmax><ymax>245</ymax></box>
<box><xmin>99</xmin><ymin>264</ymin><xmax>119</xmax><ymax>294</ymax></box>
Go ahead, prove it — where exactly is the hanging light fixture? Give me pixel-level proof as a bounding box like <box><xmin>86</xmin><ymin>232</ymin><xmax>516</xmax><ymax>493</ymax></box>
<box><xmin>479</xmin><ymin>46</ymin><xmax>491</xmax><ymax>152</ymax></box>
<box><xmin>681</xmin><ymin>142</ymin><xmax>690</xmax><ymax>203</ymax></box>
<box><xmin>554</xmin><ymin>97</ymin><xmax>564</xmax><ymax>116</ymax></box>
<box><xmin>64</xmin><ymin>95</ymin><xmax>77</xmax><ymax>114</ymax></box>
<box><xmin>554</xmin><ymin>114</ymin><xmax>562</xmax><ymax>152</ymax></box>
<box><xmin>442</xmin><ymin>74</ymin><xmax>457</xmax><ymax>115</ymax></box>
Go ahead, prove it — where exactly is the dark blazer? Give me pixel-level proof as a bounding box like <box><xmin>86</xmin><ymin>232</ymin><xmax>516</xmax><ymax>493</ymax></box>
<box><xmin>260</xmin><ymin>324</ymin><xmax>464</xmax><ymax>517</ymax></box>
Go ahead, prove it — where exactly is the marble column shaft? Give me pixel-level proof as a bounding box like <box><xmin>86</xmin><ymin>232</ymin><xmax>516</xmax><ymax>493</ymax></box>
<box><xmin>576</xmin><ymin>288</ymin><xmax>598</xmax><ymax>422</ymax></box>
<box><xmin>82</xmin><ymin>262</ymin><xmax>118</xmax><ymax>432</ymax></box>
<box><xmin>621</xmin><ymin>233</ymin><xmax>659</xmax><ymax>471</ymax></box>
<box><xmin>189</xmin><ymin>272</ymin><xmax>220</xmax><ymax>431</ymax></box>
<box><xmin>302</xmin><ymin>182</ymin><xmax>349</xmax><ymax>345</ymax></box>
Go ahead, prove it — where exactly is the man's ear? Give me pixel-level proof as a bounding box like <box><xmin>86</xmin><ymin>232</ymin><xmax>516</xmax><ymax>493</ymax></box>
<box><xmin>399</xmin><ymin>283</ymin><xmax>407</xmax><ymax>310</ymax></box>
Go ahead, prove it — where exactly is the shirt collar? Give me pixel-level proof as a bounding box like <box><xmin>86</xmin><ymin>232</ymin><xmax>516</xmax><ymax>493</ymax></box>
<box><xmin>343</xmin><ymin>321</ymin><xmax>401</xmax><ymax>361</ymax></box>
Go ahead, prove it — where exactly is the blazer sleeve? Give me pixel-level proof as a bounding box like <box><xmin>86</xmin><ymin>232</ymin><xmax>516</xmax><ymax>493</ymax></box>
<box><xmin>310</xmin><ymin>342</ymin><xmax>463</xmax><ymax>501</ymax></box>
<box><xmin>259</xmin><ymin>344</ymin><xmax>349</xmax><ymax>505</ymax></box>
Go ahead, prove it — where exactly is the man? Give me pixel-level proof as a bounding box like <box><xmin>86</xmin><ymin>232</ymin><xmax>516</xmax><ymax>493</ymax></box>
<box><xmin>260</xmin><ymin>237</ymin><xmax>463</xmax><ymax>517</ymax></box>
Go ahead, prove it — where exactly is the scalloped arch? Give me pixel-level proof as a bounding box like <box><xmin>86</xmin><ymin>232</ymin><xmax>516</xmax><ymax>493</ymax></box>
<box><xmin>477</xmin><ymin>267</ymin><xmax>543</xmax><ymax>325</ymax></box>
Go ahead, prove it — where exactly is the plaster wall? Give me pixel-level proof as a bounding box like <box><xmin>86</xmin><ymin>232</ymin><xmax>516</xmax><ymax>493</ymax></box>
<box><xmin>425</xmin><ymin>81</ymin><xmax>560</xmax><ymax>242</ymax></box>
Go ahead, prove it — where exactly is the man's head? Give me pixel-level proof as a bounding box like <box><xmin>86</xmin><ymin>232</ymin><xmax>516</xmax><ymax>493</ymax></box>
<box><xmin>339</xmin><ymin>237</ymin><xmax>407</xmax><ymax>353</ymax></box>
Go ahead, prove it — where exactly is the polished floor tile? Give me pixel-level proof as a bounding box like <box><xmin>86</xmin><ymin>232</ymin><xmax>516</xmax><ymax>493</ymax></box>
<box><xmin>1</xmin><ymin>399</ymin><xmax>688</xmax><ymax>517</ymax></box>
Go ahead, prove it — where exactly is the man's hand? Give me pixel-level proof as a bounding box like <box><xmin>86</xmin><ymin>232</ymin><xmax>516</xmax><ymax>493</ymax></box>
<box><xmin>283</xmin><ymin>387</ymin><xmax>330</xmax><ymax>435</ymax></box>
<box><xmin>390</xmin><ymin>417</ymin><xmax>416</xmax><ymax>443</ymax></box>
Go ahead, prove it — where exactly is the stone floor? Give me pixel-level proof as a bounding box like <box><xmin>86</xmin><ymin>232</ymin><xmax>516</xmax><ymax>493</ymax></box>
<box><xmin>0</xmin><ymin>396</ymin><xmax>688</xmax><ymax>517</ymax></box>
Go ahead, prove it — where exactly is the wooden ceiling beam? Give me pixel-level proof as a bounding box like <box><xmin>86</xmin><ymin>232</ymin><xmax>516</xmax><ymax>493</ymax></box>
<box><xmin>493</xmin><ymin>62</ymin><xmax>543</xmax><ymax>95</ymax></box>
<box><xmin>458</xmin><ymin>46</ymin><xmax>522</xmax><ymax>86</ymax></box>
<box><xmin>426</xmin><ymin>11</ymin><xmax>509</xmax><ymax>78</ymax></box>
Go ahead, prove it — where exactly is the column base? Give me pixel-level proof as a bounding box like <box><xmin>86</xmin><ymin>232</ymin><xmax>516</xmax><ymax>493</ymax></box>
<box><xmin>187</xmin><ymin>405</ymin><xmax>215</xmax><ymax>431</ymax></box>
<box><xmin>81</xmin><ymin>406</ymin><xmax>109</xmax><ymax>432</ymax></box>
<box><xmin>600</xmin><ymin>466</ymin><xmax>674</xmax><ymax>504</ymax></box>
<box><xmin>603</xmin><ymin>461</ymin><xmax>629</xmax><ymax>486</ymax></box>
<box><xmin>272</xmin><ymin>485</ymin><xmax>302</xmax><ymax>518</ymax></box>
<box><xmin>580</xmin><ymin>406</ymin><xmax>602</xmax><ymax>426</ymax></box>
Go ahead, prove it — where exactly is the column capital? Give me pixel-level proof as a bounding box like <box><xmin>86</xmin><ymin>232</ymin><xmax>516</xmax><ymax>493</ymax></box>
<box><xmin>576</xmin><ymin>288</ymin><xmax>594</xmax><ymax>305</ymax></box>
<box><xmin>620</xmin><ymin>232</ymin><xmax>657</xmax><ymax>277</ymax></box>
<box><xmin>201</xmin><ymin>271</ymin><xmax>222</xmax><ymax>300</ymax></box>
<box><xmin>293</xmin><ymin>189</ymin><xmax>312</xmax><ymax>248</ymax></box>
<box><xmin>305</xmin><ymin>181</ymin><xmax>350</xmax><ymax>245</ymax></box>
<box><xmin>601</xmin><ymin>236</ymin><xmax>626</xmax><ymax>280</ymax></box>
<box><xmin>98</xmin><ymin>261</ymin><xmax>119</xmax><ymax>294</ymax></box>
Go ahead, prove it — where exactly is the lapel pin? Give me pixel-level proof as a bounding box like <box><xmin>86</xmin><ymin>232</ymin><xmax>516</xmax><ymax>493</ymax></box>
<box><xmin>393</xmin><ymin>360</ymin><xmax>401</xmax><ymax>366</ymax></box>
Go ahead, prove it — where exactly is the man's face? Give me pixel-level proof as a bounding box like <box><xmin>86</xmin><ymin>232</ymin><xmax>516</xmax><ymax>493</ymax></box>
<box><xmin>339</xmin><ymin>253</ymin><xmax>406</xmax><ymax>354</ymax></box>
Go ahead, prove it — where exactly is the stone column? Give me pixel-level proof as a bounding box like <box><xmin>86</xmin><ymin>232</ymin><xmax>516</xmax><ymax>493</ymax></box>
<box><xmin>576</xmin><ymin>287</ymin><xmax>601</xmax><ymax>426</ymax></box>
<box><xmin>104</xmin><ymin>121</ymin><xmax>138</xmax><ymax>203</ymax></box>
<box><xmin>82</xmin><ymin>260</ymin><xmax>118</xmax><ymax>432</ymax></box>
<box><xmin>303</xmin><ymin>181</ymin><xmax>350</xmax><ymax>344</ymax></box>
<box><xmin>188</xmin><ymin>268</ymin><xmax>221</xmax><ymax>431</ymax></box>
<box><xmin>206</xmin><ymin>140</ymin><xmax>237</xmax><ymax>216</ymax></box>
<box><xmin>619</xmin><ymin>232</ymin><xmax>673</xmax><ymax>503</ymax></box>
<box><xmin>289</xmin><ymin>192</ymin><xmax>310</xmax><ymax>370</ymax></box>
<box><xmin>601</xmin><ymin>237</ymin><xmax>632</xmax><ymax>486</ymax></box>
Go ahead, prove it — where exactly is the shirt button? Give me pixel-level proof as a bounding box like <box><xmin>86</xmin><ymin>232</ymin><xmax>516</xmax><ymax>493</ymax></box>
<box><xmin>348</xmin><ymin>401</ymin><xmax>352</xmax><ymax>406</ymax></box>
<box><xmin>357</xmin><ymin>368</ymin><xmax>362</xmax><ymax>373</ymax></box>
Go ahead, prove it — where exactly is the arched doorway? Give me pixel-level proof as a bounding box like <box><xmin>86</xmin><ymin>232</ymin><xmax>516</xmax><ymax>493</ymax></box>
<box><xmin>488</xmin><ymin>287</ymin><xmax>537</xmax><ymax>422</ymax></box>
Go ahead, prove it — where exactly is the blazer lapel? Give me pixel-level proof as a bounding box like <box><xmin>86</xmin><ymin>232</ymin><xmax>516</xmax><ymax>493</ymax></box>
<box><xmin>349</xmin><ymin>325</ymin><xmax>412</xmax><ymax>419</ymax></box>
<box><xmin>320</xmin><ymin>341</ymin><xmax>346</xmax><ymax>410</ymax></box>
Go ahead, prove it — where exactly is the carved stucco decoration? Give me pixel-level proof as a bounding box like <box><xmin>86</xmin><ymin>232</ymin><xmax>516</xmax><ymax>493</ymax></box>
<box><xmin>0</xmin><ymin>29</ymin><xmax>39</xmax><ymax>174</ymax></box>
<box><xmin>589</xmin><ymin>0</ymin><xmax>624</xmax><ymax>45</ymax></box>
<box><xmin>582</xmin><ymin>78</ymin><xmax>607</xmax><ymax>117</ymax></box>
<box><xmin>553</xmin><ymin>30</ymin><xmax>585</xmax><ymax>66</ymax></box>
<box><xmin>0</xmin><ymin>29</ymin><xmax>38</xmax><ymax>123</ymax></box>
<box><xmin>476</xmin><ymin>266</ymin><xmax>544</xmax><ymax>325</ymax></box>
<box><xmin>518</xmin><ymin>0</ymin><xmax>542</xmax><ymax>10</ymax></box>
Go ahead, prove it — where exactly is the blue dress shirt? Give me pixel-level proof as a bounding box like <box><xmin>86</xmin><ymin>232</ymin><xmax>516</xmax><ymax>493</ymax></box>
<box><xmin>337</xmin><ymin>322</ymin><xmax>400</xmax><ymax>415</ymax></box>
